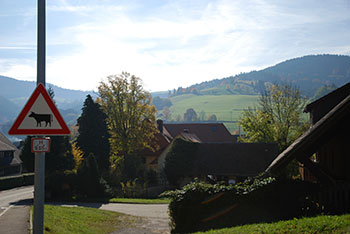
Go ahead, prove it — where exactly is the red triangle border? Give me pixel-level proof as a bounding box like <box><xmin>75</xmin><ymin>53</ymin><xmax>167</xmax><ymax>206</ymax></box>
<box><xmin>8</xmin><ymin>83</ymin><xmax>70</xmax><ymax>135</ymax></box>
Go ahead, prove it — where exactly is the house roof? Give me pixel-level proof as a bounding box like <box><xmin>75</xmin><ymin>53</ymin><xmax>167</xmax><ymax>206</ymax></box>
<box><xmin>192</xmin><ymin>143</ymin><xmax>278</xmax><ymax>177</ymax></box>
<box><xmin>266</xmin><ymin>94</ymin><xmax>350</xmax><ymax>173</ymax></box>
<box><xmin>141</xmin><ymin>131</ymin><xmax>171</xmax><ymax>156</ymax></box>
<box><xmin>0</xmin><ymin>132</ymin><xmax>22</xmax><ymax>166</ymax></box>
<box><xmin>178</xmin><ymin>132</ymin><xmax>202</xmax><ymax>143</ymax></box>
<box><xmin>163</xmin><ymin>123</ymin><xmax>235</xmax><ymax>143</ymax></box>
<box><xmin>0</xmin><ymin>141</ymin><xmax>16</xmax><ymax>151</ymax></box>
<box><xmin>304</xmin><ymin>83</ymin><xmax>350</xmax><ymax>113</ymax></box>
<box><xmin>0</xmin><ymin>132</ymin><xmax>16</xmax><ymax>151</ymax></box>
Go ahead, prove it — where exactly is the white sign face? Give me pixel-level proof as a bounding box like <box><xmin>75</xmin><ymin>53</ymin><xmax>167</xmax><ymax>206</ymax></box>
<box><xmin>31</xmin><ymin>138</ymin><xmax>51</xmax><ymax>153</ymax></box>
<box><xmin>18</xmin><ymin>93</ymin><xmax>61</xmax><ymax>130</ymax></box>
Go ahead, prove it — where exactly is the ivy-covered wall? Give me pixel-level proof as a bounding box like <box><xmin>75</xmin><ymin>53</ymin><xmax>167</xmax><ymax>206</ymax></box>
<box><xmin>162</xmin><ymin>177</ymin><xmax>321</xmax><ymax>233</ymax></box>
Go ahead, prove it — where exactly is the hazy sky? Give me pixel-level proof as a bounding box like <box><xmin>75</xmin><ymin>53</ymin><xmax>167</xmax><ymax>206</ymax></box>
<box><xmin>0</xmin><ymin>0</ymin><xmax>349</xmax><ymax>92</ymax></box>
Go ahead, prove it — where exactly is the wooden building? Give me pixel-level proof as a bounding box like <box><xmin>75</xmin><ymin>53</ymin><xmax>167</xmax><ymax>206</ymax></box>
<box><xmin>266</xmin><ymin>83</ymin><xmax>350</xmax><ymax>213</ymax></box>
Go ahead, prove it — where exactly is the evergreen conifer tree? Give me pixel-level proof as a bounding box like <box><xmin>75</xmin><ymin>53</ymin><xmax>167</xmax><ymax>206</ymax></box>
<box><xmin>76</xmin><ymin>95</ymin><xmax>110</xmax><ymax>173</ymax></box>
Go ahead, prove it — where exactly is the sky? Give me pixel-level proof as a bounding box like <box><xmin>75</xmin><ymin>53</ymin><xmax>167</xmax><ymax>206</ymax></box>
<box><xmin>0</xmin><ymin>0</ymin><xmax>349</xmax><ymax>92</ymax></box>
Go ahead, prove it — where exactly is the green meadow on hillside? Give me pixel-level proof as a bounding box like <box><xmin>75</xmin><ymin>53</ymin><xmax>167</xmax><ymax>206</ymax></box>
<box><xmin>169</xmin><ymin>94</ymin><xmax>259</xmax><ymax>133</ymax></box>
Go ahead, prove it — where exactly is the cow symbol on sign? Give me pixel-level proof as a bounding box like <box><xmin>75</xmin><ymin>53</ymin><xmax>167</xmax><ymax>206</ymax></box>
<box><xmin>29</xmin><ymin>111</ymin><xmax>53</xmax><ymax>127</ymax></box>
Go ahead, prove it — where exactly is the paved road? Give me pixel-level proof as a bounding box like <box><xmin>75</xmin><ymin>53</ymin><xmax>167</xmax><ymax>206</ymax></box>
<box><xmin>0</xmin><ymin>186</ymin><xmax>33</xmax><ymax>234</ymax></box>
<box><xmin>101</xmin><ymin>203</ymin><xmax>170</xmax><ymax>234</ymax></box>
<box><xmin>0</xmin><ymin>186</ymin><xmax>33</xmax><ymax>214</ymax></box>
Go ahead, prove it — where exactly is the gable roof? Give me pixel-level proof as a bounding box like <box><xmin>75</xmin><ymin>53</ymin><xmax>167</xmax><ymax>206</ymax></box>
<box><xmin>192</xmin><ymin>143</ymin><xmax>278</xmax><ymax>177</ymax></box>
<box><xmin>266</xmin><ymin>94</ymin><xmax>350</xmax><ymax>173</ymax></box>
<box><xmin>163</xmin><ymin>123</ymin><xmax>235</xmax><ymax>143</ymax></box>
<box><xmin>304</xmin><ymin>83</ymin><xmax>350</xmax><ymax>124</ymax></box>
<box><xmin>178</xmin><ymin>132</ymin><xmax>202</xmax><ymax>143</ymax></box>
<box><xmin>0</xmin><ymin>132</ymin><xmax>22</xmax><ymax>166</ymax></box>
<box><xmin>0</xmin><ymin>132</ymin><xmax>16</xmax><ymax>151</ymax></box>
<box><xmin>305</xmin><ymin>83</ymin><xmax>350</xmax><ymax>113</ymax></box>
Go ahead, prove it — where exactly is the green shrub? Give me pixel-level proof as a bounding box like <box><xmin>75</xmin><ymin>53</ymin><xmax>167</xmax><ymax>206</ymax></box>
<box><xmin>161</xmin><ymin>177</ymin><xmax>320</xmax><ymax>233</ymax></box>
<box><xmin>0</xmin><ymin>173</ymin><xmax>34</xmax><ymax>190</ymax></box>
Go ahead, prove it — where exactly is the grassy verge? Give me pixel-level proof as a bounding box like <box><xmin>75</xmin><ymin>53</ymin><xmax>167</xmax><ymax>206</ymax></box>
<box><xmin>43</xmin><ymin>205</ymin><xmax>136</xmax><ymax>234</ymax></box>
<box><xmin>109</xmin><ymin>197</ymin><xmax>170</xmax><ymax>204</ymax></box>
<box><xmin>192</xmin><ymin>214</ymin><xmax>350</xmax><ymax>234</ymax></box>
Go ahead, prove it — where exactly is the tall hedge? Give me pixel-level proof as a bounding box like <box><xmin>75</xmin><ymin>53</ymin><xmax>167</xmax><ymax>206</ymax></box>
<box><xmin>162</xmin><ymin>178</ymin><xmax>320</xmax><ymax>233</ymax></box>
<box><xmin>0</xmin><ymin>173</ymin><xmax>34</xmax><ymax>190</ymax></box>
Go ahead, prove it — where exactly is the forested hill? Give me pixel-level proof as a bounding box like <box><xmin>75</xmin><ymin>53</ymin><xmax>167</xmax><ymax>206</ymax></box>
<box><xmin>171</xmin><ymin>55</ymin><xmax>350</xmax><ymax>97</ymax></box>
<box><xmin>0</xmin><ymin>75</ymin><xmax>96</xmax><ymax>125</ymax></box>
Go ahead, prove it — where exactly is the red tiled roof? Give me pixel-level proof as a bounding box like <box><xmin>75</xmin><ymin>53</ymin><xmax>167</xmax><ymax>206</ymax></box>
<box><xmin>163</xmin><ymin>123</ymin><xmax>235</xmax><ymax>143</ymax></box>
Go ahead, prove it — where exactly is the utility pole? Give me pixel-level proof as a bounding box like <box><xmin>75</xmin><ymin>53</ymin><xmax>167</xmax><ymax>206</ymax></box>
<box><xmin>34</xmin><ymin>0</ymin><xmax>46</xmax><ymax>233</ymax></box>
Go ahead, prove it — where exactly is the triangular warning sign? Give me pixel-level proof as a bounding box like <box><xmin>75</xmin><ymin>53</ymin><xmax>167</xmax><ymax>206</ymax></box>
<box><xmin>8</xmin><ymin>83</ymin><xmax>70</xmax><ymax>135</ymax></box>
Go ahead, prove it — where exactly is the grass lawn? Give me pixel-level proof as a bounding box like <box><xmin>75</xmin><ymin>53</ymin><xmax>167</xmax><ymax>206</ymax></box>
<box><xmin>191</xmin><ymin>214</ymin><xmax>350</xmax><ymax>234</ymax></box>
<box><xmin>169</xmin><ymin>94</ymin><xmax>259</xmax><ymax>132</ymax></box>
<box><xmin>43</xmin><ymin>205</ymin><xmax>136</xmax><ymax>234</ymax></box>
<box><xmin>109</xmin><ymin>197</ymin><xmax>171</xmax><ymax>204</ymax></box>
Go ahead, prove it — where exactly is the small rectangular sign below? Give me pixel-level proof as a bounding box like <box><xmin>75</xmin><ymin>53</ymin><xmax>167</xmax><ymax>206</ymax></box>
<box><xmin>31</xmin><ymin>137</ymin><xmax>51</xmax><ymax>153</ymax></box>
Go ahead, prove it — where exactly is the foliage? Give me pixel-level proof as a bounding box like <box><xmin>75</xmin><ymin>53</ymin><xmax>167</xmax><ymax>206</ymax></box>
<box><xmin>199</xmin><ymin>110</ymin><xmax>207</xmax><ymax>121</ymax></box>
<box><xmin>98</xmin><ymin>72</ymin><xmax>158</xmax><ymax>182</ymax></box>
<box><xmin>170</xmin><ymin>55</ymin><xmax>350</xmax><ymax>97</ymax></box>
<box><xmin>161</xmin><ymin>106</ymin><xmax>172</xmax><ymax>121</ymax></box>
<box><xmin>76</xmin><ymin>153</ymin><xmax>110</xmax><ymax>199</ymax></box>
<box><xmin>239</xmin><ymin>83</ymin><xmax>309</xmax><ymax>152</ymax></box>
<box><xmin>161</xmin><ymin>177</ymin><xmax>320</xmax><ymax>233</ymax></box>
<box><xmin>312</xmin><ymin>84</ymin><xmax>337</xmax><ymax>101</ymax></box>
<box><xmin>43</xmin><ymin>205</ymin><xmax>136</xmax><ymax>234</ymax></box>
<box><xmin>120</xmin><ymin>179</ymin><xmax>146</xmax><ymax>198</ymax></box>
<box><xmin>163</xmin><ymin>138</ymin><xmax>198</xmax><ymax>186</ymax></box>
<box><xmin>19</xmin><ymin>136</ymin><xmax>35</xmax><ymax>172</ymax></box>
<box><xmin>152</xmin><ymin>96</ymin><xmax>172</xmax><ymax>111</ymax></box>
<box><xmin>71</xmin><ymin>142</ymin><xmax>83</xmax><ymax>171</ymax></box>
<box><xmin>76</xmin><ymin>94</ymin><xmax>110</xmax><ymax>173</ymax></box>
<box><xmin>20</xmin><ymin>134</ymin><xmax>74</xmax><ymax>176</ymax></box>
<box><xmin>208</xmin><ymin>114</ymin><xmax>217</xmax><ymax>121</ymax></box>
<box><xmin>191</xmin><ymin>214</ymin><xmax>350</xmax><ymax>234</ymax></box>
<box><xmin>0</xmin><ymin>173</ymin><xmax>34</xmax><ymax>190</ymax></box>
<box><xmin>46</xmin><ymin>135</ymin><xmax>75</xmax><ymax>173</ymax></box>
<box><xmin>184</xmin><ymin>108</ymin><xmax>198</xmax><ymax>122</ymax></box>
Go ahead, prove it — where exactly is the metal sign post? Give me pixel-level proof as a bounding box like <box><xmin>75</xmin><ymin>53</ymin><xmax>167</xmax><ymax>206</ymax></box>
<box><xmin>8</xmin><ymin>1</ymin><xmax>69</xmax><ymax>233</ymax></box>
<box><xmin>34</xmin><ymin>0</ymin><xmax>46</xmax><ymax>233</ymax></box>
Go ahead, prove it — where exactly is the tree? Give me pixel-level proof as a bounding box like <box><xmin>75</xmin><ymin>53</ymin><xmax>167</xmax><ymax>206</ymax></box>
<box><xmin>98</xmin><ymin>72</ymin><xmax>157</xmax><ymax>181</ymax></box>
<box><xmin>184</xmin><ymin>108</ymin><xmax>197</xmax><ymax>122</ymax></box>
<box><xmin>76</xmin><ymin>153</ymin><xmax>108</xmax><ymax>198</ymax></box>
<box><xmin>208</xmin><ymin>114</ymin><xmax>217</xmax><ymax>122</ymax></box>
<box><xmin>76</xmin><ymin>95</ymin><xmax>110</xmax><ymax>173</ymax></box>
<box><xmin>164</xmin><ymin>138</ymin><xmax>198</xmax><ymax>186</ymax></box>
<box><xmin>162</xmin><ymin>106</ymin><xmax>172</xmax><ymax>122</ymax></box>
<box><xmin>199</xmin><ymin>110</ymin><xmax>206</xmax><ymax>121</ymax></box>
<box><xmin>239</xmin><ymin>83</ymin><xmax>309</xmax><ymax>151</ymax></box>
<box><xmin>152</xmin><ymin>96</ymin><xmax>172</xmax><ymax>111</ymax></box>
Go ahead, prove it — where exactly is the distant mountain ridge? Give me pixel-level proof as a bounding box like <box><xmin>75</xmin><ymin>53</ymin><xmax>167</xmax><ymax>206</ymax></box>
<box><xmin>171</xmin><ymin>55</ymin><xmax>350</xmax><ymax>97</ymax></box>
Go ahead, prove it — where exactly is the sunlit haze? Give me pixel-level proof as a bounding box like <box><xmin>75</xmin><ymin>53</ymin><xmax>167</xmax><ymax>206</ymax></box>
<box><xmin>0</xmin><ymin>0</ymin><xmax>349</xmax><ymax>92</ymax></box>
